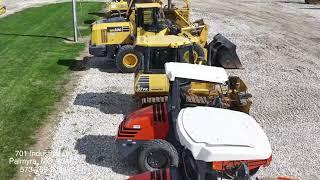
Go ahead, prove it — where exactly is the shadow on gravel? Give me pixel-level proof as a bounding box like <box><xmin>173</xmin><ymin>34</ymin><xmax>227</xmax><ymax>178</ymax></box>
<box><xmin>276</xmin><ymin>1</ymin><xmax>306</xmax><ymax>4</ymax></box>
<box><xmin>300</xmin><ymin>7</ymin><xmax>320</xmax><ymax>9</ymax></box>
<box><xmin>75</xmin><ymin>135</ymin><xmax>138</xmax><ymax>176</ymax></box>
<box><xmin>57</xmin><ymin>56</ymin><xmax>120</xmax><ymax>73</ymax></box>
<box><xmin>73</xmin><ymin>92</ymin><xmax>137</xmax><ymax>115</ymax></box>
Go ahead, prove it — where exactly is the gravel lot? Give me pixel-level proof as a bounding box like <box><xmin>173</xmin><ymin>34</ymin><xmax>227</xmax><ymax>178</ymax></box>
<box><xmin>4</xmin><ymin>0</ymin><xmax>320</xmax><ymax>179</ymax></box>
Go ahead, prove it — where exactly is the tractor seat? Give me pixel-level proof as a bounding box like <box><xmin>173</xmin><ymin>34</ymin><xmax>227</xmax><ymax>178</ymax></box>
<box><xmin>176</xmin><ymin>107</ymin><xmax>272</xmax><ymax>162</ymax></box>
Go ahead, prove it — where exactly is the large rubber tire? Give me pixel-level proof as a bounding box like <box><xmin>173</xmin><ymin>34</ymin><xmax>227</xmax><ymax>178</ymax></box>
<box><xmin>182</xmin><ymin>43</ymin><xmax>205</xmax><ymax>64</ymax></box>
<box><xmin>182</xmin><ymin>150</ymin><xmax>198</xmax><ymax>180</ymax></box>
<box><xmin>193</xmin><ymin>43</ymin><xmax>205</xmax><ymax>61</ymax></box>
<box><xmin>138</xmin><ymin>140</ymin><xmax>179</xmax><ymax>172</ymax></box>
<box><xmin>184</xmin><ymin>44</ymin><xmax>205</xmax><ymax>64</ymax></box>
<box><xmin>223</xmin><ymin>167</ymin><xmax>260</xmax><ymax>179</ymax></box>
<box><xmin>115</xmin><ymin>45</ymin><xmax>143</xmax><ymax>73</ymax></box>
<box><xmin>249</xmin><ymin>167</ymin><xmax>259</xmax><ymax>176</ymax></box>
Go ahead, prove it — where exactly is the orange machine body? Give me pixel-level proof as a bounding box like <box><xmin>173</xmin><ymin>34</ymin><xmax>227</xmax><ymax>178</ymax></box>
<box><xmin>117</xmin><ymin>103</ymin><xmax>169</xmax><ymax>141</ymax></box>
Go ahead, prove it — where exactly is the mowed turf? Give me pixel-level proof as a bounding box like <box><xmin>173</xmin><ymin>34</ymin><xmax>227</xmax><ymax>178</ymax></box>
<box><xmin>0</xmin><ymin>2</ymin><xmax>102</xmax><ymax>179</ymax></box>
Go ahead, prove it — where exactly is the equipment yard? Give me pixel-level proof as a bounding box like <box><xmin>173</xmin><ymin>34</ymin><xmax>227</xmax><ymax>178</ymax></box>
<box><xmin>2</xmin><ymin>0</ymin><xmax>320</xmax><ymax>179</ymax></box>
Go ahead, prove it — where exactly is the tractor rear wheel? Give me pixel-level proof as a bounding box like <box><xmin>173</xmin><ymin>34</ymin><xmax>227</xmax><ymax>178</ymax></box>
<box><xmin>137</xmin><ymin>140</ymin><xmax>179</xmax><ymax>172</ymax></box>
<box><xmin>115</xmin><ymin>45</ymin><xmax>143</xmax><ymax>73</ymax></box>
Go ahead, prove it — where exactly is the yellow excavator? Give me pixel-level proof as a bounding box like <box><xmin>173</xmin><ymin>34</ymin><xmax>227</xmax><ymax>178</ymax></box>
<box><xmin>89</xmin><ymin>0</ymin><xmax>242</xmax><ymax>72</ymax></box>
<box><xmin>0</xmin><ymin>0</ymin><xmax>6</xmax><ymax>15</ymax></box>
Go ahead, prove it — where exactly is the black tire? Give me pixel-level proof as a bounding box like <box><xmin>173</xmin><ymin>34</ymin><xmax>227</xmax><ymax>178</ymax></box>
<box><xmin>249</xmin><ymin>167</ymin><xmax>259</xmax><ymax>176</ymax></box>
<box><xmin>222</xmin><ymin>167</ymin><xmax>260</xmax><ymax>179</ymax></box>
<box><xmin>182</xmin><ymin>150</ymin><xmax>198</xmax><ymax>180</ymax></box>
<box><xmin>115</xmin><ymin>45</ymin><xmax>143</xmax><ymax>73</ymax></box>
<box><xmin>193</xmin><ymin>43</ymin><xmax>205</xmax><ymax>60</ymax></box>
<box><xmin>138</xmin><ymin>140</ymin><xmax>179</xmax><ymax>172</ymax></box>
<box><xmin>187</xmin><ymin>44</ymin><xmax>205</xmax><ymax>64</ymax></box>
<box><xmin>181</xmin><ymin>43</ymin><xmax>205</xmax><ymax>64</ymax></box>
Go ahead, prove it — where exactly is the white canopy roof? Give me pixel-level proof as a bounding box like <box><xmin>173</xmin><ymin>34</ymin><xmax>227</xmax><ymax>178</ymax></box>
<box><xmin>176</xmin><ymin>107</ymin><xmax>272</xmax><ymax>162</ymax></box>
<box><xmin>165</xmin><ymin>62</ymin><xmax>228</xmax><ymax>83</ymax></box>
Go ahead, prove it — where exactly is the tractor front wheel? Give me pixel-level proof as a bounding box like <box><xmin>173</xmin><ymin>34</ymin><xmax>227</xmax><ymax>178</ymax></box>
<box><xmin>223</xmin><ymin>167</ymin><xmax>260</xmax><ymax>179</ymax></box>
<box><xmin>115</xmin><ymin>45</ymin><xmax>143</xmax><ymax>73</ymax></box>
<box><xmin>183</xmin><ymin>43</ymin><xmax>205</xmax><ymax>64</ymax></box>
<box><xmin>138</xmin><ymin>140</ymin><xmax>179</xmax><ymax>172</ymax></box>
<box><xmin>193</xmin><ymin>43</ymin><xmax>205</xmax><ymax>62</ymax></box>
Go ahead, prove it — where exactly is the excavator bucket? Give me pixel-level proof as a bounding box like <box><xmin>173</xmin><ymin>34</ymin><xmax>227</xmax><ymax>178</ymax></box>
<box><xmin>207</xmin><ymin>34</ymin><xmax>243</xmax><ymax>69</ymax></box>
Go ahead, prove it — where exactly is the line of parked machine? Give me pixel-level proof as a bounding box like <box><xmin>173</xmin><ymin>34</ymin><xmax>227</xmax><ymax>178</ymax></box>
<box><xmin>88</xmin><ymin>0</ymin><xmax>296</xmax><ymax>179</ymax></box>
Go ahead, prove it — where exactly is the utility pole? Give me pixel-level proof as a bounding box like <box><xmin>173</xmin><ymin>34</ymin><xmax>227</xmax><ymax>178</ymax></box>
<box><xmin>72</xmin><ymin>0</ymin><xmax>78</xmax><ymax>42</ymax></box>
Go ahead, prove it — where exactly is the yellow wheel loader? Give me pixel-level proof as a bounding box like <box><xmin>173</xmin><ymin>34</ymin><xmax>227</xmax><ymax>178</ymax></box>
<box><xmin>133</xmin><ymin>35</ymin><xmax>197</xmax><ymax>97</ymax></box>
<box><xmin>101</xmin><ymin>0</ymin><xmax>216</xmax><ymax>50</ymax></box>
<box><xmin>129</xmin><ymin>36</ymin><xmax>251</xmax><ymax>113</ymax></box>
<box><xmin>89</xmin><ymin>1</ymin><xmax>242</xmax><ymax>72</ymax></box>
<box><xmin>0</xmin><ymin>0</ymin><xmax>6</xmax><ymax>16</ymax></box>
<box><xmin>90</xmin><ymin>2</ymin><xmax>203</xmax><ymax>73</ymax></box>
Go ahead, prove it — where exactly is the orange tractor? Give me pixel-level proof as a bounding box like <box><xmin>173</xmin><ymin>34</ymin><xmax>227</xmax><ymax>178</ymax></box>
<box><xmin>116</xmin><ymin>63</ymin><xmax>272</xmax><ymax>178</ymax></box>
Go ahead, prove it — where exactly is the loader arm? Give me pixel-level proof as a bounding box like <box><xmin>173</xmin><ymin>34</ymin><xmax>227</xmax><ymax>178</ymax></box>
<box><xmin>164</xmin><ymin>0</ymin><xmax>192</xmax><ymax>27</ymax></box>
<box><xmin>167</xmin><ymin>0</ymin><xmax>190</xmax><ymax>9</ymax></box>
<box><xmin>125</xmin><ymin>0</ymin><xmax>135</xmax><ymax>17</ymax></box>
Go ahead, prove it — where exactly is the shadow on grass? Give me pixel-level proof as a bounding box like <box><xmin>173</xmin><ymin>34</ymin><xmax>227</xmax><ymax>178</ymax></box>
<box><xmin>75</xmin><ymin>135</ymin><xmax>138</xmax><ymax>176</ymax></box>
<box><xmin>0</xmin><ymin>32</ymin><xmax>73</xmax><ymax>41</ymax></box>
<box><xmin>84</xmin><ymin>19</ymin><xmax>96</xmax><ymax>24</ymax></box>
<box><xmin>57</xmin><ymin>56</ymin><xmax>120</xmax><ymax>73</ymax></box>
<box><xmin>73</xmin><ymin>92</ymin><xmax>137</xmax><ymax>115</ymax></box>
<box><xmin>88</xmin><ymin>12</ymin><xmax>106</xmax><ymax>17</ymax></box>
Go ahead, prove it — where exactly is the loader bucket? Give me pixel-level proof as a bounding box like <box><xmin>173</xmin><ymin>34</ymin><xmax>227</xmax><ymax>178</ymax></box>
<box><xmin>207</xmin><ymin>34</ymin><xmax>243</xmax><ymax>69</ymax></box>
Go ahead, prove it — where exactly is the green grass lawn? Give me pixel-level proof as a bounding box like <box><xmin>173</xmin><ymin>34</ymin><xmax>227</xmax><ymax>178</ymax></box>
<box><xmin>0</xmin><ymin>2</ymin><xmax>102</xmax><ymax>179</ymax></box>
